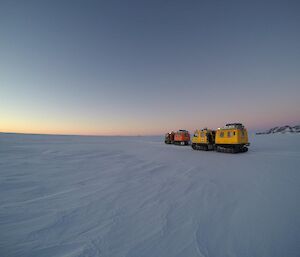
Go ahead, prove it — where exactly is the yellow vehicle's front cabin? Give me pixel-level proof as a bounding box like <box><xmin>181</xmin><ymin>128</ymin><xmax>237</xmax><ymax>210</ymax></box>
<box><xmin>215</xmin><ymin>123</ymin><xmax>249</xmax><ymax>153</ymax></box>
<box><xmin>191</xmin><ymin>128</ymin><xmax>215</xmax><ymax>151</ymax></box>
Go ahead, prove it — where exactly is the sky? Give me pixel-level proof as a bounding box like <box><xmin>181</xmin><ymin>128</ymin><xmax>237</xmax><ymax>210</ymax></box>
<box><xmin>1</xmin><ymin>0</ymin><xmax>300</xmax><ymax>135</ymax></box>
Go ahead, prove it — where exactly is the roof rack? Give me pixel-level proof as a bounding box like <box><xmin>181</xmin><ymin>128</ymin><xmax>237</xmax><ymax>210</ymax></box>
<box><xmin>224</xmin><ymin>123</ymin><xmax>244</xmax><ymax>129</ymax></box>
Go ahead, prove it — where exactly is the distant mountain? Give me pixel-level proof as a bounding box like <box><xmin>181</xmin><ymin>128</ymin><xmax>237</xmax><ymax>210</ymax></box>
<box><xmin>256</xmin><ymin>125</ymin><xmax>300</xmax><ymax>135</ymax></box>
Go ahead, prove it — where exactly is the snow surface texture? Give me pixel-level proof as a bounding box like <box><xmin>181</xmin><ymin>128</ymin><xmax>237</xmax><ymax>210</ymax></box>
<box><xmin>0</xmin><ymin>133</ymin><xmax>299</xmax><ymax>257</ymax></box>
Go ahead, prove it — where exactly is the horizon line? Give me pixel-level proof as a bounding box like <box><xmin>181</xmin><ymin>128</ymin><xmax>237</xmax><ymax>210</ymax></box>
<box><xmin>2</xmin><ymin>124</ymin><xmax>299</xmax><ymax>137</ymax></box>
<box><xmin>0</xmin><ymin>131</ymin><xmax>164</xmax><ymax>137</ymax></box>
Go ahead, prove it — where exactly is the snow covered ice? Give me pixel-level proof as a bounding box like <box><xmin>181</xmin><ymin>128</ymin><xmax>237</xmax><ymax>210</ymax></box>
<box><xmin>0</xmin><ymin>133</ymin><xmax>299</xmax><ymax>257</ymax></box>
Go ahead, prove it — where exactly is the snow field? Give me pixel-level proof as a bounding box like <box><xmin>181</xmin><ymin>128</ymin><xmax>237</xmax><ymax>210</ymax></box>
<box><xmin>0</xmin><ymin>134</ymin><xmax>299</xmax><ymax>257</ymax></box>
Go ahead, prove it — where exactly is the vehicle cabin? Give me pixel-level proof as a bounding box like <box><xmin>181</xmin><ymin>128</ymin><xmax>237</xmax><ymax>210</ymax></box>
<box><xmin>215</xmin><ymin>123</ymin><xmax>249</xmax><ymax>145</ymax></box>
<box><xmin>191</xmin><ymin>128</ymin><xmax>215</xmax><ymax>150</ymax></box>
<box><xmin>192</xmin><ymin>129</ymin><xmax>215</xmax><ymax>145</ymax></box>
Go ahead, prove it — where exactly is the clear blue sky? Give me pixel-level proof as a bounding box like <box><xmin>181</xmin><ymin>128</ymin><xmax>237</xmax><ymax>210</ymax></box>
<box><xmin>1</xmin><ymin>0</ymin><xmax>299</xmax><ymax>135</ymax></box>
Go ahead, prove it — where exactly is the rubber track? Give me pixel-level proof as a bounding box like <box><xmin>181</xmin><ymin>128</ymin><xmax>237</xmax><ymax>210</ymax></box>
<box><xmin>192</xmin><ymin>144</ymin><xmax>209</xmax><ymax>151</ymax></box>
<box><xmin>216</xmin><ymin>146</ymin><xmax>248</xmax><ymax>154</ymax></box>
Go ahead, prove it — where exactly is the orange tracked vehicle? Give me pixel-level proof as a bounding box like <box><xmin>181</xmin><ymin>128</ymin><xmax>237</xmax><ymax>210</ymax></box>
<box><xmin>174</xmin><ymin>130</ymin><xmax>190</xmax><ymax>145</ymax></box>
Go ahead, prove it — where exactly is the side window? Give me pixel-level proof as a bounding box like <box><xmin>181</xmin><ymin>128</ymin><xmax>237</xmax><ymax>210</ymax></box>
<box><xmin>220</xmin><ymin>132</ymin><xmax>224</xmax><ymax>138</ymax></box>
<box><xmin>233</xmin><ymin>131</ymin><xmax>236</xmax><ymax>136</ymax></box>
<box><xmin>241</xmin><ymin>130</ymin><xmax>245</xmax><ymax>137</ymax></box>
<box><xmin>227</xmin><ymin>131</ymin><xmax>231</xmax><ymax>137</ymax></box>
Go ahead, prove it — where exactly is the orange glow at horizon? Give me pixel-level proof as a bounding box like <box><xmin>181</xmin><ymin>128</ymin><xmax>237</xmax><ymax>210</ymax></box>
<box><xmin>0</xmin><ymin>119</ymin><xmax>166</xmax><ymax>136</ymax></box>
<box><xmin>1</xmin><ymin>114</ymin><xmax>299</xmax><ymax>136</ymax></box>
<box><xmin>1</xmin><ymin>103</ymin><xmax>299</xmax><ymax>136</ymax></box>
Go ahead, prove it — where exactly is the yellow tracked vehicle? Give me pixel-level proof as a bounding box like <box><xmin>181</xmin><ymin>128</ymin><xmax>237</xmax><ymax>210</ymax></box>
<box><xmin>215</xmin><ymin>123</ymin><xmax>249</xmax><ymax>153</ymax></box>
<box><xmin>191</xmin><ymin>129</ymin><xmax>215</xmax><ymax>151</ymax></box>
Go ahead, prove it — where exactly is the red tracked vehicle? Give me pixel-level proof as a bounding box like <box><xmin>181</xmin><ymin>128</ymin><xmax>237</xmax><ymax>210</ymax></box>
<box><xmin>173</xmin><ymin>130</ymin><xmax>190</xmax><ymax>145</ymax></box>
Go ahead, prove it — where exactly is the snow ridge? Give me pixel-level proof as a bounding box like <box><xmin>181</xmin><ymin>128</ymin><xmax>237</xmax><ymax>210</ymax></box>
<box><xmin>256</xmin><ymin>125</ymin><xmax>300</xmax><ymax>134</ymax></box>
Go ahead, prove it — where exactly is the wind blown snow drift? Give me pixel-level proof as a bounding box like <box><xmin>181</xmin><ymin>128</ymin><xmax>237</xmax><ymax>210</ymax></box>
<box><xmin>0</xmin><ymin>133</ymin><xmax>299</xmax><ymax>257</ymax></box>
